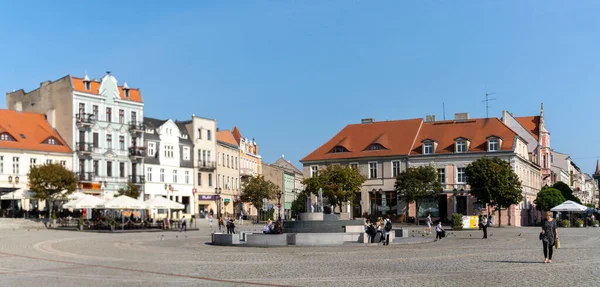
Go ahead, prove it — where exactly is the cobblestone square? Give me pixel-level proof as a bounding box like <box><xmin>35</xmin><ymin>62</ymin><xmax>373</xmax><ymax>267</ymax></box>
<box><xmin>0</xmin><ymin>224</ymin><xmax>598</xmax><ymax>286</ymax></box>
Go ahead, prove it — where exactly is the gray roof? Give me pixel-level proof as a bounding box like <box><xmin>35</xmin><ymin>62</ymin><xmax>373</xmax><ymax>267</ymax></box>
<box><xmin>175</xmin><ymin>121</ymin><xmax>193</xmax><ymax>145</ymax></box>
<box><xmin>144</xmin><ymin>117</ymin><xmax>166</xmax><ymax>141</ymax></box>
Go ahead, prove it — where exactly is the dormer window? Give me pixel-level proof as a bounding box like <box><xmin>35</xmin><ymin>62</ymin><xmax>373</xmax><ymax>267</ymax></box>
<box><xmin>456</xmin><ymin>141</ymin><xmax>466</xmax><ymax>153</ymax></box>
<box><xmin>0</xmin><ymin>133</ymin><xmax>15</xmax><ymax>141</ymax></box>
<box><xmin>424</xmin><ymin>143</ymin><xmax>433</xmax><ymax>154</ymax></box>
<box><xmin>124</xmin><ymin>88</ymin><xmax>130</xmax><ymax>98</ymax></box>
<box><xmin>84</xmin><ymin>81</ymin><xmax>90</xmax><ymax>90</ymax></box>
<box><xmin>43</xmin><ymin>137</ymin><xmax>61</xmax><ymax>145</ymax></box>
<box><xmin>366</xmin><ymin>144</ymin><xmax>385</xmax><ymax>151</ymax></box>
<box><xmin>330</xmin><ymin>146</ymin><xmax>349</xmax><ymax>153</ymax></box>
<box><xmin>488</xmin><ymin>138</ymin><xmax>499</xmax><ymax>152</ymax></box>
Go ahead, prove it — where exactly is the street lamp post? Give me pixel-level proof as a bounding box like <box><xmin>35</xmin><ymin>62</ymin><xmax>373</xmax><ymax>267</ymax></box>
<box><xmin>215</xmin><ymin>187</ymin><xmax>222</xmax><ymax>219</ymax></box>
<box><xmin>8</xmin><ymin>175</ymin><xmax>19</xmax><ymax>218</ymax></box>
<box><xmin>277</xmin><ymin>191</ymin><xmax>282</xmax><ymax>221</ymax></box>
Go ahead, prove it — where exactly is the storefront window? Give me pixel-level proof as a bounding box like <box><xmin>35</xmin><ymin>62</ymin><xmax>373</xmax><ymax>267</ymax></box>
<box><xmin>369</xmin><ymin>191</ymin><xmax>397</xmax><ymax>218</ymax></box>
<box><xmin>418</xmin><ymin>198</ymin><xmax>440</xmax><ymax>217</ymax></box>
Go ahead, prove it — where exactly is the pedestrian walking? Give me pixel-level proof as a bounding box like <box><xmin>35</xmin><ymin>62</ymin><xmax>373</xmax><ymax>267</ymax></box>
<box><xmin>481</xmin><ymin>216</ymin><xmax>488</xmax><ymax>239</ymax></box>
<box><xmin>425</xmin><ymin>214</ymin><xmax>432</xmax><ymax>234</ymax></box>
<box><xmin>541</xmin><ymin>211</ymin><xmax>558</xmax><ymax>263</ymax></box>
<box><xmin>180</xmin><ymin>215</ymin><xmax>187</xmax><ymax>232</ymax></box>
<box><xmin>383</xmin><ymin>216</ymin><xmax>392</xmax><ymax>245</ymax></box>
<box><xmin>435</xmin><ymin>221</ymin><xmax>445</xmax><ymax>241</ymax></box>
<box><xmin>208</xmin><ymin>214</ymin><xmax>214</xmax><ymax>228</ymax></box>
<box><xmin>218</xmin><ymin>217</ymin><xmax>225</xmax><ymax>233</ymax></box>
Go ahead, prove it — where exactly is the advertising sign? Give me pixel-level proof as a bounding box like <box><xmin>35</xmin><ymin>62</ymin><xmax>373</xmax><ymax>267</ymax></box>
<box><xmin>198</xmin><ymin>195</ymin><xmax>220</xmax><ymax>200</ymax></box>
<box><xmin>462</xmin><ymin>216</ymin><xmax>479</xmax><ymax>229</ymax></box>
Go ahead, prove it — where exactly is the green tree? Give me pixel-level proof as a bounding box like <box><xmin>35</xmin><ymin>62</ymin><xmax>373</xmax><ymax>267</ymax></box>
<box><xmin>290</xmin><ymin>191</ymin><xmax>309</xmax><ymax>217</ymax></box>
<box><xmin>534</xmin><ymin>187</ymin><xmax>566</xmax><ymax>211</ymax></box>
<box><xmin>394</xmin><ymin>165</ymin><xmax>442</xmax><ymax>225</ymax></box>
<box><xmin>116</xmin><ymin>182</ymin><xmax>141</xmax><ymax>199</ymax></box>
<box><xmin>552</xmin><ymin>181</ymin><xmax>581</xmax><ymax>204</ymax></box>
<box><xmin>465</xmin><ymin>157</ymin><xmax>523</xmax><ymax>227</ymax></box>
<box><xmin>241</xmin><ymin>176</ymin><xmax>280</xmax><ymax>220</ymax></box>
<box><xmin>303</xmin><ymin>165</ymin><xmax>366</xmax><ymax>213</ymax></box>
<box><xmin>28</xmin><ymin>163</ymin><xmax>77</xmax><ymax>215</ymax></box>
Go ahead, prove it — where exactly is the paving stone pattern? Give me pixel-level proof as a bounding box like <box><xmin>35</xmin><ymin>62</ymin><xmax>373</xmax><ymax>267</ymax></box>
<box><xmin>0</xmin><ymin>221</ymin><xmax>598</xmax><ymax>286</ymax></box>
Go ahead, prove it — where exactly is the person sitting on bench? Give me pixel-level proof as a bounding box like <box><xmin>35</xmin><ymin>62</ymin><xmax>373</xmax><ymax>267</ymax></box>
<box><xmin>263</xmin><ymin>219</ymin><xmax>274</xmax><ymax>234</ymax></box>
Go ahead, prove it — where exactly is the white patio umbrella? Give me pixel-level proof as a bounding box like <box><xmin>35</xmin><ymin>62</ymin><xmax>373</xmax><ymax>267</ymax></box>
<box><xmin>98</xmin><ymin>195</ymin><xmax>145</xmax><ymax>210</ymax></box>
<box><xmin>66</xmin><ymin>192</ymin><xmax>87</xmax><ymax>200</ymax></box>
<box><xmin>550</xmin><ymin>200</ymin><xmax>588</xmax><ymax>212</ymax></box>
<box><xmin>62</xmin><ymin>195</ymin><xmax>105</xmax><ymax>209</ymax></box>
<box><xmin>144</xmin><ymin>196</ymin><xmax>185</xmax><ymax>210</ymax></box>
<box><xmin>1</xmin><ymin>188</ymin><xmax>34</xmax><ymax>200</ymax></box>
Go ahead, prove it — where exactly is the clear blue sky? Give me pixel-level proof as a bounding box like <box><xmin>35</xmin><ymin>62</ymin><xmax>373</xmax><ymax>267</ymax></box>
<box><xmin>1</xmin><ymin>1</ymin><xmax>599</xmax><ymax>173</ymax></box>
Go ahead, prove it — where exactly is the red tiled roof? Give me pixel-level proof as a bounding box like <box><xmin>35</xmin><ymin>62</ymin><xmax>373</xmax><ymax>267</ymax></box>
<box><xmin>72</xmin><ymin>77</ymin><xmax>142</xmax><ymax>103</ymax></box>
<box><xmin>231</xmin><ymin>126</ymin><xmax>242</xmax><ymax>145</ymax></box>
<box><xmin>410</xmin><ymin>118</ymin><xmax>518</xmax><ymax>155</ymax></box>
<box><xmin>0</xmin><ymin>110</ymin><xmax>72</xmax><ymax>153</ymax></box>
<box><xmin>217</xmin><ymin>130</ymin><xmax>238</xmax><ymax>147</ymax></box>
<box><xmin>301</xmin><ymin>119</ymin><xmax>423</xmax><ymax>162</ymax></box>
<box><xmin>515</xmin><ymin>116</ymin><xmax>540</xmax><ymax>141</ymax></box>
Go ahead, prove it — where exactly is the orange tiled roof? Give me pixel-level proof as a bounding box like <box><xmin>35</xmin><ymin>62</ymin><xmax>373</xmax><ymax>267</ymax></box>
<box><xmin>515</xmin><ymin>116</ymin><xmax>540</xmax><ymax>141</ymax></box>
<box><xmin>410</xmin><ymin>118</ymin><xmax>518</xmax><ymax>155</ymax></box>
<box><xmin>217</xmin><ymin>130</ymin><xmax>239</xmax><ymax>147</ymax></box>
<box><xmin>0</xmin><ymin>110</ymin><xmax>72</xmax><ymax>153</ymax></box>
<box><xmin>231</xmin><ymin>126</ymin><xmax>242</xmax><ymax>145</ymax></box>
<box><xmin>72</xmin><ymin>77</ymin><xmax>142</xmax><ymax>103</ymax></box>
<box><xmin>301</xmin><ymin>119</ymin><xmax>423</xmax><ymax>162</ymax></box>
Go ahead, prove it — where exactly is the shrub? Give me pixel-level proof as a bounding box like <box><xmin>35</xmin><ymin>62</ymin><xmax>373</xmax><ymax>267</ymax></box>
<box><xmin>561</xmin><ymin>220</ymin><xmax>570</xmax><ymax>228</ymax></box>
<box><xmin>451</xmin><ymin>213</ymin><xmax>463</xmax><ymax>230</ymax></box>
<box><xmin>51</xmin><ymin>212</ymin><xmax>57</xmax><ymax>220</ymax></box>
<box><xmin>593</xmin><ymin>220</ymin><xmax>599</xmax><ymax>226</ymax></box>
<box><xmin>575</xmin><ymin>219</ymin><xmax>584</xmax><ymax>227</ymax></box>
<box><xmin>79</xmin><ymin>218</ymin><xmax>84</xmax><ymax>226</ymax></box>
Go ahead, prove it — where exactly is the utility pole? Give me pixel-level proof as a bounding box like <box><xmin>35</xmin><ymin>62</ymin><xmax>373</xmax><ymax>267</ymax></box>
<box><xmin>482</xmin><ymin>91</ymin><xmax>496</xmax><ymax>118</ymax></box>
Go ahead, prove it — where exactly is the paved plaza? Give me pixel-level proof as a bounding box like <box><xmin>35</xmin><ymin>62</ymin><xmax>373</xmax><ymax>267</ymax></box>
<box><xmin>0</xmin><ymin>222</ymin><xmax>598</xmax><ymax>286</ymax></box>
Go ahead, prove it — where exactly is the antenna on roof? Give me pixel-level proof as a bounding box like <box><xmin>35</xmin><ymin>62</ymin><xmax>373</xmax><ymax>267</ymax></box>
<box><xmin>482</xmin><ymin>91</ymin><xmax>496</xmax><ymax>118</ymax></box>
<box><xmin>443</xmin><ymin>102</ymin><xmax>446</xmax><ymax>120</ymax></box>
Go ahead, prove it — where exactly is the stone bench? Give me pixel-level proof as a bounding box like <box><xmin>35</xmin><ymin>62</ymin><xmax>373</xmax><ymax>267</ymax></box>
<box><xmin>360</xmin><ymin>231</ymin><xmax>396</xmax><ymax>244</ymax></box>
<box><xmin>246</xmin><ymin>234</ymin><xmax>288</xmax><ymax>247</ymax></box>
<box><xmin>291</xmin><ymin>233</ymin><xmax>361</xmax><ymax>246</ymax></box>
<box><xmin>212</xmin><ymin>233</ymin><xmax>240</xmax><ymax>245</ymax></box>
<box><xmin>239</xmin><ymin>231</ymin><xmax>253</xmax><ymax>241</ymax></box>
<box><xmin>343</xmin><ymin>225</ymin><xmax>364</xmax><ymax>233</ymax></box>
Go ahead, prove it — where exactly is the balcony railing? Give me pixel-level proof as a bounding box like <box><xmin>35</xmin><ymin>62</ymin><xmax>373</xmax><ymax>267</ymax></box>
<box><xmin>441</xmin><ymin>183</ymin><xmax>470</xmax><ymax>193</ymax></box>
<box><xmin>129</xmin><ymin>175</ymin><xmax>145</xmax><ymax>185</ymax></box>
<box><xmin>76</xmin><ymin>142</ymin><xmax>94</xmax><ymax>155</ymax></box>
<box><xmin>197</xmin><ymin>161</ymin><xmax>217</xmax><ymax>170</ymax></box>
<box><xmin>240</xmin><ymin>168</ymin><xmax>255</xmax><ymax>177</ymax></box>
<box><xmin>128</xmin><ymin>121</ymin><xmax>144</xmax><ymax>133</ymax></box>
<box><xmin>129</xmin><ymin>146</ymin><xmax>147</xmax><ymax>159</ymax></box>
<box><xmin>76</xmin><ymin>113</ymin><xmax>96</xmax><ymax>127</ymax></box>
<box><xmin>77</xmin><ymin>172</ymin><xmax>94</xmax><ymax>182</ymax></box>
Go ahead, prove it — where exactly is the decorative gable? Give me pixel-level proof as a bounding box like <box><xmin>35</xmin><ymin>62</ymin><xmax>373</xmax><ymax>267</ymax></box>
<box><xmin>98</xmin><ymin>74</ymin><xmax>121</xmax><ymax>102</ymax></box>
<box><xmin>454</xmin><ymin>137</ymin><xmax>471</xmax><ymax>153</ymax></box>
<box><xmin>421</xmin><ymin>139</ymin><xmax>437</xmax><ymax>155</ymax></box>
<box><xmin>486</xmin><ymin>135</ymin><xmax>503</xmax><ymax>152</ymax></box>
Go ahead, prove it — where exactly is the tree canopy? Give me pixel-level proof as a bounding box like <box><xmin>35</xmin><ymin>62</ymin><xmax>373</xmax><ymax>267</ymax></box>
<box><xmin>28</xmin><ymin>163</ymin><xmax>77</xmax><ymax>212</ymax></box>
<box><xmin>241</xmin><ymin>176</ymin><xmax>280</xmax><ymax>213</ymax></box>
<box><xmin>116</xmin><ymin>182</ymin><xmax>141</xmax><ymax>199</ymax></box>
<box><xmin>552</xmin><ymin>181</ymin><xmax>581</xmax><ymax>204</ymax></box>
<box><xmin>465</xmin><ymin>157</ymin><xmax>523</xmax><ymax>226</ymax></box>
<box><xmin>394</xmin><ymin>165</ymin><xmax>442</xmax><ymax>224</ymax></box>
<box><xmin>302</xmin><ymin>165</ymin><xmax>366</xmax><ymax>212</ymax></box>
<box><xmin>534</xmin><ymin>187</ymin><xmax>566</xmax><ymax>211</ymax></box>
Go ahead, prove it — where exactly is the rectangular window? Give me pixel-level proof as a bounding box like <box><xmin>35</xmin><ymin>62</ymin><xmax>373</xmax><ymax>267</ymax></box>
<box><xmin>198</xmin><ymin>172</ymin><xmax>202</xmax><ymax>186</ymax></box>
<box><xmin>456</xmin><ymin>141</ymin><xmax>466</xmax><ymax>153</ymax></box>
<box><xmin>438</xmin><ymin>168</ymin><xmax>446</xmax><ymax>183</ymax></box>
<box><xmin>93</xmin><ymin>160</ymin><xmax>99</xmax><ymax>176</ymax></box>
<box><xmin>207</xmin><ymin>130</ymin><xmax>211</xmax><ymax>140</ymax></box>
<box><xmin>148</xmin><ymin>142</ymin><xmax>155</xmax><ymax>156</ymax></box>
<box><xmin>160</xmin><ymin>169</ymin><xmax>165</xmax><ymax>182</ymax></box>
<box><xmin>106</xmin><ymin>134</ymin><xmax>112</xmax><ymax>150</ymax></box>
<box><xmin>147</xmin><ymin>167</ymin><xmax>152</xmax><ymax>182</ymax></box>
<box><xmin>310</xmin><ymin>165</ymin><xmax>318</xmax><ymax>177</ymax></box>
<box><xmin>0</xmin><ymin>156</ymin><xmax>3</xmax><ymax>174</ymax></box>
<box><xmin>119</xmin><ymin>136</ymin><xmax>125</xmax><ymax>150</ymax></box>
<box><xmin>203</xmin><ymin>150</ymin><xmax>207</xmax><ymax>162</ymax></box>
<box><xmin>46</xmin><ymin>159</ymin><xmax>52</xmax><ymax>165</ymax></box>
<box><xmin>120</xmin><ymin>162</ymin><xmax>125</xmax><ymax>178</ymax></box>
<box><xmin>350</xmin><ymin>162</ymin><xmax>359</xmax><ymax>170</ymax></box>
<box><xmin>227</xmin><ymin>155</ymin><xmax>230</xmax><ymax>168</ymax></box>
<box><xmin>235</xmin><ymin>157</ymin><xmax>238</xmax><ymax>169</ymax></box>
<box><xmin>457</xmin><ymin>167</ymin><xmax>466</xmax><ymax>183</ymax></box>
<box><xmin>92</xmin><ymin>105</ymin><xmax>98</xmax><ymax>120</ymax></box>
<box><xmin>368</xmin><ymin>162</ymin><xmax>378</xmax><ymax>179</ymax></box>
<box><xmin>93</xmin><ymin>133</ymin><xmax>99</xmax><ymax>148</ymax></box>
<box><xmin>12</xmin><ymin>157</ymin><xmax>20</xmax><ymax>174</ymax></box>
<box><xmin>119</xmin><ymin>109</ymin><xmax>124</xmax><ymax>124</ymax></box>
<box><xmin>185</xmin><ymin>171</ymin><xmax>189</xmax><ymax>184</ymax></box>
<box><xmin>30</xmin><ymin>158</ymin><xmax>37</xmax><ymax>166</ymax></box>
<box><xmin>543</xmin><ymin>155</ymin><xmax>547</xmax><ymax>169</ymax></box>
<box><xmin>60</xmin><ymin>160</ymin><xmax>66</xmax><ymax>167</ymax></box>
<box><xmin>183</xmin><ymin>147</ymin><xmax>190</xmax><ymax>160</ymax></box>
<box><xmin>131</xmin><ymin>111</ymin><xmax>137</xmax><ymax>123</ymax></box>
<box><xmin>106</xmin><ymin>107</ymin><xmax>112</xmax><ymax>122</ymax></box>
<box><xmin>207</xmin><ymin>151</ymin><xmax>211</xmax><ymax>163</ymax></box>
<box><xmin>173</xmin><ymin>170</ymin><xmax>178</xmax><ymax>183</ymax></box>
<box><xmin>489</xmin><ymin>139</ymin><xmax>499</xmax><ymax>152</ymax></box>
<box><xmin>392</xmin><ymin>161</ymin><xmax>401</xmax><ymax>178</ymax></box>
<box><xmin>107</xmin><ymin>161</ymin><xmax>113</xmax><ymax>177</ymax></box>
<box><xmin>198</xmin><ymin>128</ymin><xmax>202</xmax><ymax>140</ymax></box>
<box><xmin>424</xmin><ymin>143</ymin><xmax>433</xmax><ymax>154</ymax></box>
<box><xmin>208</xmin><ymin>174</ymin><xmax>213</xmax><ymax>187</ymax></box>
<box><xmin>79</xmin><ymin>103</ymin><xmax>85</xmax><ymax>115</ymax></box>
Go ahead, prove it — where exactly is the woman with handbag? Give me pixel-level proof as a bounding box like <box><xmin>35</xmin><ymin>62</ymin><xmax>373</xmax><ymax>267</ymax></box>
<box><xmin>541</xmin><ymin>211</ymin><xmax>558</xmax><ymax>263</ymax></box>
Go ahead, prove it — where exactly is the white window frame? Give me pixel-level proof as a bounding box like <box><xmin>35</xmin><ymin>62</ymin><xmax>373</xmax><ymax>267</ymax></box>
<box><xmin>185</xmin><ymin>170</ymin><xmax>190</xmax><ymax>184</ymax></box>
<box><xmin>160</xmin><ymin>168</ymin><xmax>165</xmax><ymax>182</ymax></box>
<box><xmin>147</xmin><ymin>167</ymin><xmax>153</xmax><ymax>182</ymax></box>
<box><xmin>183</xmin><ymin>147</ymin><xmax>190</xmax><ymax>161</ymax></box>
<box><xmin>456</xmin><ymin>141</ymin><xmax>466</xmax><ymax>153</ymax></box>
<box><xmin>12</xmin><ymin>157</ymin><xmax>19</xmax><ymax>174</ymax></box>
<box><xmin>30</xmin><ymin>158</ymin><xmax>37</xmax><ymax>166</ymax></box>
<box><xmin>423</xmin><ymin>143</ymin><xmax>433</xmax><ymax>155</ymax></box>
<box><xmin>310</xmin><ymin>165</ymin><xmax>318</xmax><ymax>178</ymax></box>
<box><xmin>60</xmin><ymin>160</ymin><xmax>67</xmax><ymax>167</ymax></box>
<box><xmin>368</xmin><ymin>161</ymin><xmax>378</xmax><ymax>179</ymax></box>
<box><xmin>173</xmin><ymin>169</ymin><xmax>178</xmax><ymax>183</ymax></box>
<box><xmin>438</xmin><ymin>168</ymin><xmax>446</xmax><ymax>184</ymax></box>
<box><xmin>349</xmin><ymin>162</ymin><xmax>359</xmax><ymax>170</ymax></box>
<box><xmin>391</xmin><ymin>160</ymin><xmax>401</xmax><ymax>178</ymax></box>
<box><xmin>488</xmin><ymin>139</ymin><xmax>499</xmax><ymax>152</ymax></box>
<box><xmin>457</xmin><ymin>167</ymin><xmax>466</xmax><ymax>183</ymax></box>
<box><xmin>0</xmin><ymin>156</ymin><xmax>3</xmax><ymax>174</ymax></box>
